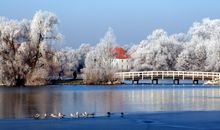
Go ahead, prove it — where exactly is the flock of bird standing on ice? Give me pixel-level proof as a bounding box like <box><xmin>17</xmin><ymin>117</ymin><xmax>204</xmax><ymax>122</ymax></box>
<box><xmin>33</xmin><ymin>112</ymin><xmax>124</xmax><ymax>119</ymax></box>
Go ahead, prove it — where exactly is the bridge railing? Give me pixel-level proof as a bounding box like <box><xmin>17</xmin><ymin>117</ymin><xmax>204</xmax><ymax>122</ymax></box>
<box><xmin>115</xmin><ymin>71</ymin><xmax>220</xmax><ymax>81</ymax></box>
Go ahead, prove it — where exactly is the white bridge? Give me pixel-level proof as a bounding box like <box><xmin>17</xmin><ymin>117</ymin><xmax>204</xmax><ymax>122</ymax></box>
<box><xmin>115</xmin><ymin>71</ymin><xmax>220</xmax><ymax>84</ymax></box>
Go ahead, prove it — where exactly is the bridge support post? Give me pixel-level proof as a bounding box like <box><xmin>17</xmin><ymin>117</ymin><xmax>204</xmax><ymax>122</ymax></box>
<box><xmin>173</xmin><ymin>79</ymin><xmax>180</xmax><ymax>85</ymax></box>
<box><xmin>152</xmin><ymin>79</ymin><xmax>158</xmax><ymax>85</ymax></box>
<box><xmin>132</xmin><ymin>80</ymin><xmax>139</xmax><ymax>84</ymax></box>
<box><xmin>193</xmin><ymin>80</ymin><xmax>199</xmax><ymax>85</ymax></box>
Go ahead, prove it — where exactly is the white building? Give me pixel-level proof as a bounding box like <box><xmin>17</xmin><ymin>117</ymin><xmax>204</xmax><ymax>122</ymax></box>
<box><xmin>111</xmin><ymin>47</ymin><xmax>131</xmax><ymax>71</ymax></box>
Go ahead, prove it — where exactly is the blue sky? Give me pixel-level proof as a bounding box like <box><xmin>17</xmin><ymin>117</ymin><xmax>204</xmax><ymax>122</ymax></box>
<box><xmin>0</xmin><ymin>0</ymin><xmax>220</xmax><ymax>48</ymax></box>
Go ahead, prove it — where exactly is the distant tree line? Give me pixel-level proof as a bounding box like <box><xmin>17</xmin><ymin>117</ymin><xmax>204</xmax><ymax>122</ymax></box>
<box><xmin>129</xmin><ymin>18</ymin><xmax>220</xmax><ymax>72</ymax></box>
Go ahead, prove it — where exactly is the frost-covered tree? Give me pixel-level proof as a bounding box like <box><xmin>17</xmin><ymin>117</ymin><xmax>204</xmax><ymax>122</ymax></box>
<box><xmin>83</xmin><ymin>28</ymin><xmax>116</xmax><ymax>84</ymax></box>
<box><xmin>176</xmin><ymin>41</ymin><xmax>207</xmax><ymax>71</ymax></box>
<box><xmin>176</xmin><ymin>18</ymin><xmax>220</xmax><ymax>71</ymax></box>
<box><xmin>53</xmin><ymin>43</ymin><xmax>92</xmax><ymax>78</ymax></box>
<box><xmin>129</xmin><ymin>18</ymin><xmax>220</xmax><ymax>72</ymax></box>
<box><xmin>76</xmin><ymin>44</ymin><xmax>93</xmax><ymax>71</ymax></box>
<box><xmin>0</xmin><ymin>10</ymin><xmax>62</xmax><ymax>86</ymax></box>
<box><xmin>130</xmin><ymin>29</ymin><xmax>183</xmax><ymax>71</ymax></box>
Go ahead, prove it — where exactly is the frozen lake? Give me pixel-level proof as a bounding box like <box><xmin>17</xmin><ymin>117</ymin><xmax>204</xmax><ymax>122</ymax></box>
<box><xmin>0</xmin><ymin>84</ymin><xmax>220</xmax><ymax>119</ymax></box>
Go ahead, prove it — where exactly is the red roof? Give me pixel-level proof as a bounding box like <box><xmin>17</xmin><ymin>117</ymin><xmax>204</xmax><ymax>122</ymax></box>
<box><xmin>112</xmin><ymin>47</ymin><xmax>129</xmax><ymax>59</ymax></box>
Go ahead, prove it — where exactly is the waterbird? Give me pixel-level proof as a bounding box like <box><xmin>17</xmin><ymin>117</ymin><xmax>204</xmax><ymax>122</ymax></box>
<box><xmin>70</xmin><ymin>112</ymin><xmax>79</xmax><ymax>118</ymax></box>
<box><xmin>41</xmin><ymin>113</ymin><xmax>49</xmax><ymax>119</ymax></box>
<box><xmin>70</xmin><ymin>113</ymin><xmax>75</xmax><ymax>118</ymax></box>
<box><xmin>58</xmin><ymin>113</ymin><xmax>65</xmax><ymax>118</ymax></box>
<box><xmin>33</xmin><ymin>114</ymin><xmax>40</xmax><ymax>119</ymax></box>
<box><xmin>70</xmin><ymin>112</ymin><xmax>95</xmax><ymax>118</ymax></box>
<box><xmin>83</xmin><ymin>112</ymin><xmax>96</xmax><ymax>118</ymax></box>
<box><xmin>107</xmin><ymin>112</ymin><xmax>111</xmax><ymax>117</ymax></box>
<box><xmin>121</xmin><ymin>112</ymin><xmax>124</xmax><ymax>118</ymax></box>
<box><xmin>50</xmin><ymin>113</ymin><xmax>58</xmax><ymax>118</ymax></box>
<box><xmin>89</xmin><ymin>113</ymin><xmax>95</xmax><ymax>118</ymax></box>
<box><xmin>50</xmin><ymin>113</ymin><xmax>65</xmax><ymax>118</ymax></box>
<box><xmin>82</xmin><ymin>112</ymin><xmax>88</xmax><ymax>118</ymax></box>
<box><xmin>75</xmin><ymin>112</ymin><xmax>80</xmax><ymax>118</ymax></box>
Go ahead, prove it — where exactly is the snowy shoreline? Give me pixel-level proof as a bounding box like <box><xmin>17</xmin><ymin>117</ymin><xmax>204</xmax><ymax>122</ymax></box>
<box><xmin>1</xmin><ymin>111</ymin><xmax>220</xmax><ymax>130</ymax></box>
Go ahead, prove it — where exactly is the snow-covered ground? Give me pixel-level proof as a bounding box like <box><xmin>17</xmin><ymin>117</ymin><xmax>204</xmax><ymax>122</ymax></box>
<box><xmin>0</xmin><ymin>111</ymin><xmax>220</xmax><ymax>130</ymax></box>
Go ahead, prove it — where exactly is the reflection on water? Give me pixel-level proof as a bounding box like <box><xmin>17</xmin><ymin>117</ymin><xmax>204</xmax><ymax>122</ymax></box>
<box><xmin>0</xmin><ymin>85</ymin><xmax>220</xmax><ymax>118</ymax></box>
